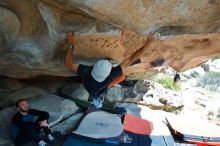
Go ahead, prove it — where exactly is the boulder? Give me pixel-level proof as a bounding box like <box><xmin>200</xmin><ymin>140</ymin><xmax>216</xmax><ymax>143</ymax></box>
<box><xmin>105</xmin><ymin>86</ymin><xmax>126</xmax><ymax>102</ymax></box>
<box><xmin>61</xmin><ymin>83</ymin><xmax>89</xmax><ymax>101</ymax></box>
<box><xmin>0</xmin><ymin>1</ymin><xmax>220</xmax><ymax>78</ymax></box>
<box><xmin>21</xmin><ymin>76</ymin><xmax>71</xmax><ymax>94</ymax></box>
<box><xmin>28</xmin><ymin>94</ymin><xmax>80</xmax><ymax>126</ymax></box>
<box><xmin>123</xmin><ymin>86</ymin><xmax>138</xmax><ymax>100</ymax></box>
<box><xmin>0</xmin><ymin>77</ymin><xmax>24</xmax><ymax>91</ymax></box>
<box><xmin>51</xmin><ymin>112</ymin><xmax>84</xmax><ymax>135</ymax></box>
<box><xmin>133</xmin><ymin>80</ymin><xmax>151</xmax><ymax>96</ymax></box>
<box><xmin>104</xmin><ymin>81</ymin><xmax>150</xmax><ymax>102</ymax></box>
<box><xmin>0</xmin><ymin>86</ymin><xmax>46</xmax><ymax>108</ymax></box>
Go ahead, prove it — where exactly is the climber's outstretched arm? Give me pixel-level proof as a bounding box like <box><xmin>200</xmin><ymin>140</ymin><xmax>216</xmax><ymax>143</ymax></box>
<box><xmin>120</xmin><ymin>33</ymin><xmax>160</xmax><ymax>72</ymax></box>
<box><xmin>64</xmin><ymin>47</ymin><xmax>79</xmax><ymax>73</ymax></box>
<box><xmin>120</xmin><ymin>41</ymin><xmax>148</xmax><ymax>72</ymax></box>
<box><xmin>64</xmin><ymin>32</ymin><xmax>79</xmax><ymax>73</ymax></box>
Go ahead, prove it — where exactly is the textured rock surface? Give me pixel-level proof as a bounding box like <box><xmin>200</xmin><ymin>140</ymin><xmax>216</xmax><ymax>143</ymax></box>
<box><xmin>61</xmin><ymin>83</ymin><xmax>89</xmax><ymax>101</ymax></box>
<box><xmin>69</xmin><ymin>0</ymin><xmax>220</xmax><ymax>33</ymax></box>
<box><xmin>51</xmin><ymin>112</ymin><xmax>84</xmax><ymax>135</ymax></box>
<box><xmin>0</xmin><ymin>86</ymin><xmax>46</xmax><ymax>108</ymax></box>
<box><xmin>104</xmin><ymin>80</ymin><xmax>151</xmax><ymax>102</ymax></box>
<box><xmin>0</xmin><ymin>0</ymin><xmax>220</xmax><ymax>78</ymax></box>
<box><xmin>105</xmin><ymin>86</ymin><xmax>126</xmax><ymax>102</ymax></box>
<box><xmin>28</xmin><ymin>94</ymin><xmax>80</xmax><ymax>126</ymax></box>
<box><xmin>0</xmin><ymin>76</ymin><xmax>24</xmax><ymax>91</ymax></box>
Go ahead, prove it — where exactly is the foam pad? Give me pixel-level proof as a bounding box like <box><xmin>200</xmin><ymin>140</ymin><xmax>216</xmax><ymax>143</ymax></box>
<box><xmin>123</xmin><ymin>114</ymin><xmax>152</xmax><ymax>135</ymax></box>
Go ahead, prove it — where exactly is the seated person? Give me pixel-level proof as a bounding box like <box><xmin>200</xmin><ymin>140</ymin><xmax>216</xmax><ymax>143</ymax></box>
<box><xmin>11</xmin><ymin>98</ymin><xmax>55</xmax><ymax>146</ymax></box>
<box><xmin>64</xmin><ymin>32</ymin><xmax>156</xmax><ymax>108</ymax></box>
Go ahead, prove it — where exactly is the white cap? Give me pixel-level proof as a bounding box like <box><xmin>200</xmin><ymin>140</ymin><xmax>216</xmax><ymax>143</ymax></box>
<box><xmin>91</xmin><ymin>59</ymin><xmax>112</xmax><ymax>82</ymax></box>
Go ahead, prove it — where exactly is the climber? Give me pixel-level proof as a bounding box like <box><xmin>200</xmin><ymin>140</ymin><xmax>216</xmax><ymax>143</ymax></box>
<box><xmin>11</xmin><ymin>98</ymin><xmax>55</xmax><ymax>146</ymax></box>
<box><xmin>64</xmin><ymin>32</ymin><xmax>158</xmax><ymax>108</ymax></box>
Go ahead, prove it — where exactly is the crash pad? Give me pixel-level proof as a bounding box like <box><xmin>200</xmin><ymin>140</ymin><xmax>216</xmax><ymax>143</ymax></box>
<box><xmin>123</xmin><ymin>114</ymin><xmax>153</xmax><ymax>135</ymax></box>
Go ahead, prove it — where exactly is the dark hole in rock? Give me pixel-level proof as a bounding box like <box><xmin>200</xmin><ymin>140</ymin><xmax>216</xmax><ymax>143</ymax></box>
<box><xmin>208</xmin><ymin>0</ymin><xmax>217</xmax><ymax>4</ymax></box>
<box><xmin>120</xmin><ymin>79</ymin><xmax>138</xmax><ymax>87</ymax></box>
<box><xmin>130</xmin><ymin>59</ymin><xmax>141</xmax><ymax>66</ymax></box>
<box><xmin>155</xmin><ymin>26</ymin><xmax>194</xmax><ymax>36</ymax></box>
<box><xmin>159</xmin><ymin>98</ymin><xmax>168</xmax><ymax>105</ymax></box>
<box><xmin>151</xmin><ymin>58</ymin><xmax>165</xmax><ymax>67</ymax></box>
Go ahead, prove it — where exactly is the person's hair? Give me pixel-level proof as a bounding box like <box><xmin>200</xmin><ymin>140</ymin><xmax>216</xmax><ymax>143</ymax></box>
<box><xmin>15</xmin><ymin>98</ymin><xmax>27</xmax><ymax>107</ymax></box>
<box><xmin>103</xmin><ymin>57</ymin><xmax>113</xmax><ymax>62</ymax></box>
<box><xmin>104</xmin><ymin>57</ymin><xmax>118</xmax><ymax>67</ymax></box>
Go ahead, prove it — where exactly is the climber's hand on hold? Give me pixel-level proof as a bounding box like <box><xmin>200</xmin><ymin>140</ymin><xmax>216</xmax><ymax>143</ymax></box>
<box><xmin>148</xmin><ymin>32</ymin><xmax>161</xmax><ymax>42</ymax></box>
<box><xmin>63</xmin><ymin>31</ymin><xmax>76</xmax><ymax>51</ymax></box>
<box><xmin>66</xmin><ymin>31</ymin><xmax>76</xmax><ymax>45</ymax></box>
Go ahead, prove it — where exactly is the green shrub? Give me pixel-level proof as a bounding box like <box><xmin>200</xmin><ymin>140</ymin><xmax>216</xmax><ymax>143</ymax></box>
<box><xmin>158</xmin><ymin>76</ymin><xmax>180</xmax><ymax>91</ymax></box>
<box><xmin>190</xmin><ymin>71</ymin><xmax>200</xmax><ymax>78</ymax></box>
<box><xmin>213</xmin><ymin>56</ymin><xmax>220</xmax><ymax>60</ymax></box>
<box><xmin>197</xmin><ymin>72</ymin><xmax>220</xmax><ymax>92</ymax></box>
